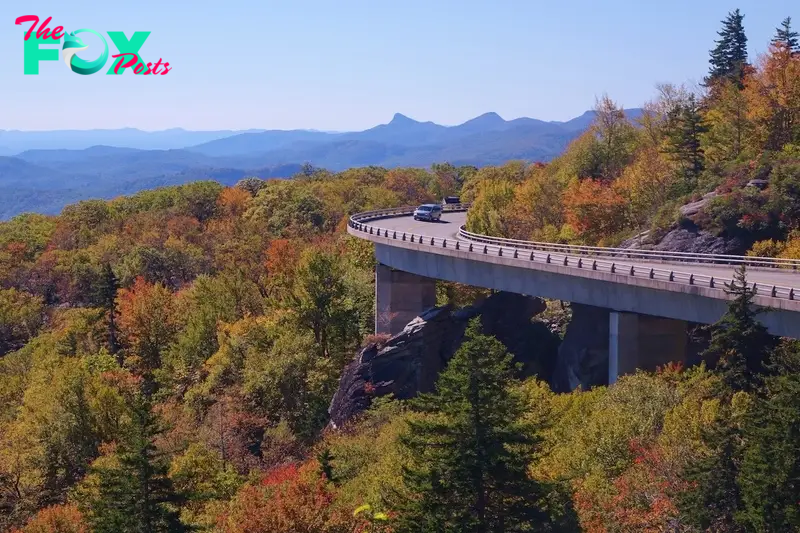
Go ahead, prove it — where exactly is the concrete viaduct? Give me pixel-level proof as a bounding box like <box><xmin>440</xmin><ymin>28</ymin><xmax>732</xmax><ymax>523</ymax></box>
<box><xmin>348</xmin><ymin>206</ymin><xmax>800</xmax><ymax>385</ymax></box>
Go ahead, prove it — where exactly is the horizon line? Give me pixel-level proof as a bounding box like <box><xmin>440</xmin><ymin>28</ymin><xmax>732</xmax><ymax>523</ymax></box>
<box><xmin>0</xmin><ymin>108</ymin><xmax>645</xmax><ymax>134</ymax></box>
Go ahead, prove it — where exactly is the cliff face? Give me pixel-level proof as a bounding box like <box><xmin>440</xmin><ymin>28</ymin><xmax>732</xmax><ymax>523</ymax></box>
<box><xmin>619</xmin><ymin>192</ymin><xmax>748</xmax><ymax>255</ymax></box>
<box><xmin>620</xmin><ymin>225</ymin><xmax>746</xmax><ymax>255</ymax></box>
<box><xmin>551</xmin><ymin>304</ymin><xmax>610</xmax><ymax>392</ymax></box>
<box><xmin>328</xmin><ymin>292</ymin><xmax>557</xmax><ymax>428</ymax></box>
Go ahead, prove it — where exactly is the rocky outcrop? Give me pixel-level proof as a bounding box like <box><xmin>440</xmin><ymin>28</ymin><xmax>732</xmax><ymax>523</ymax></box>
<box><xmin>619</xmin><ymin>190</ymin><xmax>752</xmax><ymax>255</ymax></box>
<box><xmin>328</xmin><ymin>292</ymin><xmax>557</xmax><ymax>428</ymax></box>
<box><xmin>551</xmin><ymin>304</ymin><xmax>610</xmax><ymax>392</ymax></box>
<box><xmin>619</xmin><ymin>223</ymin><xmax>746</xmax><ymax>256</ymax></box>
<box><xmin>679</xmin><ymin>191</ymin><xmax>719</xmax><ymax>218</ymax></box>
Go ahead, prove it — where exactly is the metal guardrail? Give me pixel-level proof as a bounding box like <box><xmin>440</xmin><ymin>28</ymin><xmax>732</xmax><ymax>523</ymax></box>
<box><xmin>348</xmin><ymin>205</ymin><xmax>800</xmax><ymax>302</ymax></box>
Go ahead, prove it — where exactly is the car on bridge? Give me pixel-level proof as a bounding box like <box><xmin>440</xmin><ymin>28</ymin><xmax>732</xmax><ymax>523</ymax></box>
<box><xmin>413</xmin><ymin>203</ymin><xmax>442</xmax><ymax>221</ymax></box>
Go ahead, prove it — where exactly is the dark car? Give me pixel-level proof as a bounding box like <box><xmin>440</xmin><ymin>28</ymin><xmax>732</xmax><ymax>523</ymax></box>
<box><xmin>413</xmin><ymin>204</ymin><xmax>442</xmax><ymax>221</ymax></box>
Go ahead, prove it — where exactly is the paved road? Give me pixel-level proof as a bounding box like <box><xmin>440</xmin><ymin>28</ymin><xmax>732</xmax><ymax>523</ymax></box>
<box><xmin>374</xmin><ymin>211</ymin><xmax>800</xmax><ymax>290</ymax></box>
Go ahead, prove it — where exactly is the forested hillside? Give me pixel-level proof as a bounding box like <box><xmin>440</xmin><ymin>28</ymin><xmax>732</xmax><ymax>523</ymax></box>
<box><xmin>1</xmin><ymin>9</ymin><xmax>800</xmax><ymax>533</ymax></box>
<box><xmin>465</xmin><ymin>12</ymin><xmax>800</xmax><ymax>262</ymax></box>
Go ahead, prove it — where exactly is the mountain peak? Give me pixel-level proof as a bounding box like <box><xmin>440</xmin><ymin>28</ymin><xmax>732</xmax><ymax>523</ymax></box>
<box><xmin>389</xmin><ymin>113</ymin><xmax>418</xmax><ymax>125</ymax></box>
<box><xmin>462</xmin><ymin>112</ymin><xmax>505</xmax><ymax>126</ymax></box>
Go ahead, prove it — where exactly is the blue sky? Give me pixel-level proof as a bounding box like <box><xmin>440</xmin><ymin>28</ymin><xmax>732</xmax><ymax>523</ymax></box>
<box><xmin>0</xmin><ymin>0</ymin><xmax>794</xmax><ymax>131</ymax></box>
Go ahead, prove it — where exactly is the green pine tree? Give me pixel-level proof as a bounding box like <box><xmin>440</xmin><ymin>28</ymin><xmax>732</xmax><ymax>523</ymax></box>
<box><xmin>83</xmin><ymin>393</ymin><xmax>186</xmax><ymax>533</ymax></box>
<box><xmin>772</xmin><ymin>16</ymin><xmax>799</xmax><ymax>54</ymax></box>
<box><xmin>665</xmin><ymin>94</ymin><xmax>708</xmax><ymax>189</ymax></box>
<box><xmin>317</xmin><ymin>447</ymin><xmax>338</xmax><ymax>485</ymax></box>
<box><xmin>393</xmin><ymin>318</ymin><xmax>550</xmax><ymax>532</ymax></box>
<box><xmin>95</xmin><ymin>263</ymin><xmax>121</xmax><ymax>360</ymax></box>
<box><xmin>679</xmin><ymin>411</ymin><xmax>743</xmax><ymax>532</ymax></box>
<box><xmin>707</xmin><ymin>9</ymin><xmax>749</xmax><ymax>88</ymax></box>
<box><xmin>703</xmin><ymin>265</ymin><xmax>777</xmax><ymax>394</ymax></box>
<box><xmin>738</xmin><ymin>343</ymin><xmax>800</xmax><ymax>531</ymax></box>
<box><xmin>679</xmin><ymin>266</ymin><xmax>779</xmax><ymax>530</ymax></box>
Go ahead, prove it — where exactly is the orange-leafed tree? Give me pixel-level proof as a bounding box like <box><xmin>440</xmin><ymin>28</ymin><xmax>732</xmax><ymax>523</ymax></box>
<box><xmin>572</xmin><ymin>441</ymin><xmax>688</xmax><ymax>533</ymax></box>
<box><xmin>745</xmin><ymin>42</ymin><xmax>800</xmax><ymax>152</ymax></box>
<box><xmin>10</xmin><ymin>504</ymin><xmax>88</xmax><ymax>533</ymax></box>
<box><xmin>116</xmin><ymin>276</ymin><xmax>177</xmax><ymax>373</ymax></box>
<box><xmin>216</xmin><ymin>461</ymin><xmax>359</xmax><ymax>533</ymax></box>
<box><xmin>264</xmin><ymin>238</ymin><xmax>302</xmax><ymax>300</ymax></box>
<box><xmin>383</xmin><ymin>169</ymin><xmax>434</xmax><ymax>205</ymax></box>
<box><xmin>217</xmin><ymin>187</ymin><xmax>252</xmax><ymax>219</ymax></box>
<box><xmin>563</xmin><ymin>178</ymin><xmax>628</xmax><ymax>244</ymax></box>
<box><xmin>614</xmin><ymin>147</ymin><xmax>676</xmax><ymax>229</ymax></box>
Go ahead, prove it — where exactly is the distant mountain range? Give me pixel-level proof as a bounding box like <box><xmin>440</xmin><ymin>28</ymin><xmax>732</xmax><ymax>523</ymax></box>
<box><xmin>0</xmin><ymin>108</ymin><xmax>643</xmax><ymax>220</ymax></box>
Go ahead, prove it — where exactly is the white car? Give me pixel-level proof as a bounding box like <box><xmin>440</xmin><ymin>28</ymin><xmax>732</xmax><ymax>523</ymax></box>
<box><xmin>413</xmin><ymin>204</ymin><xmax>442</xmax><ymax>221</ymax></box>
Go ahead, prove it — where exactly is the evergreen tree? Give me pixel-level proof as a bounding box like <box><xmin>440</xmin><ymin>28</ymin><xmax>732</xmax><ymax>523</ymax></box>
<box><xmin>772</xmin><ymin>16</ymin><xmax>799</xmax><ymax>54</ymax></box>
<box><xmin>394</xmin><ymin>318</ymin><xmax>549</xmax><ymax>532</ymax></box>
<box><xmin>679</xmin><ymin>411</ymin><xmax>743</xmax><ymax>532</ymax></box>
<box><xmin>317</xmin><ymin>447</ymin><xmax>338</xmax><ymax>485</ymax></box>
<box><xmin>703</xmin><ymin>265</ymin><xmax>777</xmax><ymax>394</ymax></box>
<box><xmin>95</xmin><ymin>263</ymin><xmax>120</xmax><ymax>360</ymax></box>
<box><xmin>83</xmin><ymin>393</ymin><xmax>186</xmax><ymax>533</ymax></box>
<box><xmin>707</xmin><ymin>9</ymin><xmax>749</xmax><ymax>88</ymax></box>
<box><xmin>665</xmin><ymin>95</ymin><xmax>708</xmax><ymax>189</ymax></box>
<box><xmin>738</xmin><ymin>343</ymin><xmax>800</xmax><ymax>531</ymax></box>
<box><xmin>679</xmin><ymin>266</ymin><xmax>779</xmax><ymax>529</ymax></box>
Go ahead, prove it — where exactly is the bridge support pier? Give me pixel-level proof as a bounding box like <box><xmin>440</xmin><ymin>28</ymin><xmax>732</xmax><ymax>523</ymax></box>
<box><xmin>375</xmin><ymin>263</ymin><xmax>437</xmax><ymax>336</ymax></box>
<box><xmin>609</xmin><ymin>312</ymin><xmax>688</xmax><ymax>384</ymax></box>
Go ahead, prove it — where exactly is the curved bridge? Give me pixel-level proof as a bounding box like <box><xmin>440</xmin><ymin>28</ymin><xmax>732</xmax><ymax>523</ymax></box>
<box><xmin>349</xmin><ymin>206</ymin><xmax>800</xmax><ymax>384</ymax></box>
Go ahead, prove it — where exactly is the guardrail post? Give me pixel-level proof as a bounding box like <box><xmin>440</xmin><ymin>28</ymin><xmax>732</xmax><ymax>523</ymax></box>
<box><xmin>393</xmin><ymin>231</ymin><xmax>397</xmax><ymax>239</ymax></box>
<box><xmin>369</xmin><ymin>227</ymin><xmax>373</xmax><ymax>234</ymax></box>
<box><xmin>402</xmin><ymin>233</ymin><xmax>406</xmax><ymax>241</ymax></box>
<box><xmin>443</xmin><ymin>239</ymin><xmax>447</xmax><ymax>248</ymax></box>
<box><xmin>791</xmin><ymin>288</ymin><xmax>795</xmax><ymax>300</ymax></box>
<box><xmin>455</xmin><ymin>241</ymin><xmax>460</xmax><ymax>250</ymax></box>
<box><xmin>411</xmin><ymin>235</ymin><xmax>415</xmax><ymax>243</ymax></box>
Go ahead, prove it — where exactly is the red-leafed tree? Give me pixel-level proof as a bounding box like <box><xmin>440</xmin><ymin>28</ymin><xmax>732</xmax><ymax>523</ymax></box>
<box><xmin>116</xmin><ymin>276</ymin><xmax>177</xmax><ymax>374</ymax></box>
<box><xmin>563</xmin><ymin>179</ymin><xmax>628</xmax><ymax>244</ymax></box>
<box><xmin>216</xmin><ymin>461</ymin><xmax>361</xmax><ymax>533</ymax></box>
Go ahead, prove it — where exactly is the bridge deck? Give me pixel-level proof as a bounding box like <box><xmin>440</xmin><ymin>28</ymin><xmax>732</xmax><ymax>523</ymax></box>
<box><xmin>375</xmin><ymin>211</ymin><xmax>800</xmax><ymax>291</ymax></box>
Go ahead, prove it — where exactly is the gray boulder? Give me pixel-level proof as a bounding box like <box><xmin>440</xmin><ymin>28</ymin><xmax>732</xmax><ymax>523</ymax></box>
<box><xmin>328</xmin><ymin>292</ymin><xmax>555</xmax><ymax>428</ymax></box>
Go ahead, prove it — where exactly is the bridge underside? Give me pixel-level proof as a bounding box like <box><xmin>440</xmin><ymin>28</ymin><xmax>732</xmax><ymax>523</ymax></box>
<box><xmin>372</xmin><ymin>241</ymin><xmax>800</xmax><ymax>387</ymax></box>
<box><xmin>609</xmin><ymin>312</ymin><xmax>688</xmax><ymax>384</ymax></box>
<box><xmin>373</xmin><ymin>243</ymin><xmax>800</xmax><ymax>339</ymax></box>
<box><xmin>375</xmin><ymin>264</ymin><xmax>437</xmax><ymax>335</ymax></box>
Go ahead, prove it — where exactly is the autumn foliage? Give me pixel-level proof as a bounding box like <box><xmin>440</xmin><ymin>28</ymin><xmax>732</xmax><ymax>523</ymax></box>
<box><xmin>10</xmin><ymin>505</ymin><xmax>88</xmax><ymax>533</ymax></box>
<box><xmin>216</xmin><ymin>462</ymin><xmax>360</xmax><ymax>533</ymax></box>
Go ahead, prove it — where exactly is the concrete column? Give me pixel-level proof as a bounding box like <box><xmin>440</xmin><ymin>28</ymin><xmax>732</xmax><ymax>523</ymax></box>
<box><xmin>637</xmin><ymin>315</ymin><xmax>688</xmax><ymax>373</ymax></box>
<box><xmin>609</xmin><ymin>312</ymin><xmax>688</xmax><ymax>384</ymax></box>
<box><xmin>609</xmin><ymin>312</ymin><xmax>639</xmax><ymax>385</ymax></box>
<box><xmin>375</xmin><ymin>263</ymin><xmax>437</xmax><ymax>336</ymax></box>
